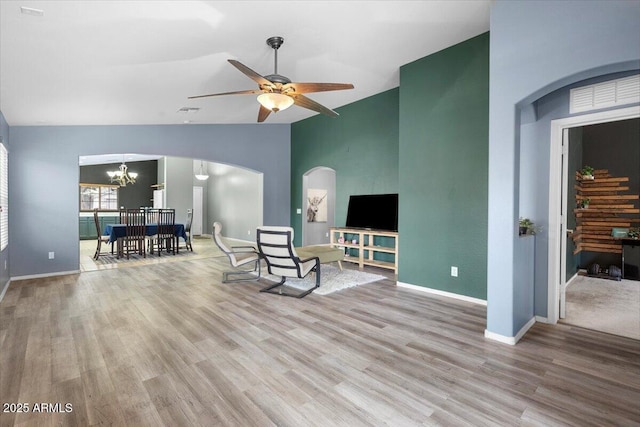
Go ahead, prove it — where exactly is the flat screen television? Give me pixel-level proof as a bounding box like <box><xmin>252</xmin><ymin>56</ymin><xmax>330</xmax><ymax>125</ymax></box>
<box><xmin>345</xmin><ymin>193</ymin><xmax>398</xmax><ymax>232</ymax></box>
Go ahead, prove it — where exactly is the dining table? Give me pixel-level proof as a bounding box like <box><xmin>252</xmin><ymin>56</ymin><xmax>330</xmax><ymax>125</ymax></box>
<box><xmin>103</xmin><ymin>223</ymin><xmax>187</xmax><ymax>245</ymax></box>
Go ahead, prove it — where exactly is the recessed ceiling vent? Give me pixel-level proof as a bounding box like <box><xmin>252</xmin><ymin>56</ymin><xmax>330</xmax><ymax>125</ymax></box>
<box><xmin>570</xmin><ymin>74</ymin><xmax>639</xmax><ymax>114</ymax></box>
<box><xmin>20</xmin><ymin>6</ymin><xmax>44</xmax><ymax>16</ymax></box>
<box><xmin>177</xmin><ymin>107</ymin><xmax>200</xmax><ymax>113</ymax></box>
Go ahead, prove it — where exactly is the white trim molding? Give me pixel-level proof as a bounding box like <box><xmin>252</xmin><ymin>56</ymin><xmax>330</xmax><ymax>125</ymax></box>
<box><xmin>396</xmin><ymin>281</ymin><xmax>487</xmax><ymax>306</ymax></box>
<box><xmin>484</xmin><ymin>317</ymin><xmax>536</xmax><ymax>345</ymax></box>
<box><xmin>11</xmin><ymin>270</ymin><xmax>80</xmax><ymax>282</ymax></box>
<box><xmin>547</xmin><ymin>105</ymin><xmax>640</xmax><ymax>324</ymax></box>
<box><xmin>565</xmin><ymin>272</ymin><xmax>579</xmax><ymax>289</ymax></box>
<box><xmin>0</xmin><ymin>279</ymin><xmax>10</xmax><ymax>303</ymax></box>
<box><xmin>535</xmin><ymin>316</ymin><xmax>550</xmax><ymax>323</ymax></box>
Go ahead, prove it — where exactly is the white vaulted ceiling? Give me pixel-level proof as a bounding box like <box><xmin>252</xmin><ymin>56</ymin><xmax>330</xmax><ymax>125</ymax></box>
<box><xmin>0</xmin><ymin>1</ymin><xmax>490</xmax><ymax>126</ymax></box>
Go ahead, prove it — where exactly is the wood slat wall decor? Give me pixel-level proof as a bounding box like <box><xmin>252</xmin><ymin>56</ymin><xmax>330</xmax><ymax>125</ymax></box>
<box><xmin>573</xmin><ymin>169</ymin><xmax>640</xmax><ymax>255</ymax></box>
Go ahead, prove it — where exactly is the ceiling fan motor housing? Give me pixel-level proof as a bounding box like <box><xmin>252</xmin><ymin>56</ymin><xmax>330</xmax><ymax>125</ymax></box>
<box><xmin>264</xmin><ymin>74</ymin><xmax>291</xmax><ymax>85</ymax></box>
<box><xmin>266</xmin><ymin>36</ymin><xmax>284</xmax><ymax>50</ymax></box>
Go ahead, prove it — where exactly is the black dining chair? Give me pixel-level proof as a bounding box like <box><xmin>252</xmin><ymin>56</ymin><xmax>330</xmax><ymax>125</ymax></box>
<box><xmin>92</xmin><ymin>209</ymin><xmax>112</xmax><ymax>260</ymax></box>
<box><xmin>148</xmin><ymin>208</ymin><xmax>176</xmax><ymax>255</ymax></box>
<box><xmin>121</xmin><ymin>209</ymin><xmax>146</xmax><ymax>259</ymax></box>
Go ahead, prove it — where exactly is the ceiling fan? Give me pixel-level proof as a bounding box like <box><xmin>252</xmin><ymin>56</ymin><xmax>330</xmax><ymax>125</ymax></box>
<box><xmin>189</xmin><ymin>36</ymin><xmax>354</xmax><ymax>122</ymax></box>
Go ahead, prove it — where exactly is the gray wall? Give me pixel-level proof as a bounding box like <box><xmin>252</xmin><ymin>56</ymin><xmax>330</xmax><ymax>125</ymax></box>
<box><xmin>487</xmin><ymin>0</ymin><xmax>640</xmax><ymax>338</ymax></box>
<box><xmin>165</xmin><ymin>156</ymin><xmax>195</xmax><ymax>224</ymax></box>
<box><xmin>207</xmin><ymin>162</ymin><xmax>263</xmax><ymax>241</ymax></box>
<box><xmin>9</xmin><ymin>124</ymin><xmax>289</xmax><ymax>277</ymax></box>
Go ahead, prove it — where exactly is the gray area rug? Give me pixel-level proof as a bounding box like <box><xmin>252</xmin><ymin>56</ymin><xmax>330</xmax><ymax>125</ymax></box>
<box><xmin>261</xmin><ymin>264</ymin><xmax>386</xmax><ymax>295</ymax></box>
<box><xmin>564</xmin><ymin>275</ymin><xmax>640</xmax><ymax>340</ymax></box>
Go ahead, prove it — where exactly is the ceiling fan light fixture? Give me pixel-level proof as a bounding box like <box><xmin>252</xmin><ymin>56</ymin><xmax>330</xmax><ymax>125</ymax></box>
<box><xmin>257</xmin><ymin>92</ymin><xmax>294</xmax><ymax>113</ymax></box>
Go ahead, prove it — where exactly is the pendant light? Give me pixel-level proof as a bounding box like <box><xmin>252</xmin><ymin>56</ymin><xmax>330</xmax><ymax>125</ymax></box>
<box><xmin>195</xmin><ymin>160</ymin><xmax>209</xmax><ymax>181</ymax></box>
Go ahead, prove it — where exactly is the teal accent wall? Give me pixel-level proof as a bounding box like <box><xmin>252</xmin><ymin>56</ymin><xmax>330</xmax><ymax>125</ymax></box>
<box><xmin>290</xmin><ymin>89</ymin><xmax>399</xmax><ymax>246</ymax></box>
<box><xmin>398</xmin><ymin>33</ymin><xmax>489</xmax><ymax>299</ymax></box>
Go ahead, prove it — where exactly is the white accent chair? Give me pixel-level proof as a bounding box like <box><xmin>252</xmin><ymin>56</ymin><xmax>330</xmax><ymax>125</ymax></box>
<box><xmin>256</xmin><ymin>226</ymin><xmax>320</xmax><ymax>298</ymax></box>
<box><xmin>212</xmin><ymin>222</ymin><xmax>261</xmax><ymax>283</ymax></box>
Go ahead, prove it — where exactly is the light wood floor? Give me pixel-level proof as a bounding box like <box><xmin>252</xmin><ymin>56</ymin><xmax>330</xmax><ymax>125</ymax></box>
<box><xmin>1</xmin><ymin>258</ymin><xmax>639</xmax><ymax>426</ymax></box>
<box><xmin>79</xmin><ymin>235</ymin><xmax>225</xmax><ymax>272</ymax></box>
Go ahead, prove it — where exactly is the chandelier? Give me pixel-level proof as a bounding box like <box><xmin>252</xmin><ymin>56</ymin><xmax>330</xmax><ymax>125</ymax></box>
<box><xmin>107</xmin><ymin>157</ymin><xmax>137</xmax><ymax>187</ymax></box>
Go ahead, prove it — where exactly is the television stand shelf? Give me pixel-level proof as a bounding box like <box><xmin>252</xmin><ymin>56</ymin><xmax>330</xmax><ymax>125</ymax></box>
<box><xmin>330</xmin><ymin>227</ymin><xmax>398</xmax><ymax>274</ymax></box>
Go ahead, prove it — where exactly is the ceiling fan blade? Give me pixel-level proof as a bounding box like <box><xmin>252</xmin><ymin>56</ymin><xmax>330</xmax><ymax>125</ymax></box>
<box><xmin>188</xmin><ymin>89</ymin><xmax>263</xmax><ymax>99</ymax></box>
<box><xmin>228</xmin><ymin>59</ymin><xmax>274</xmax><ymax>88</ymax></box>
<box><xmin>284</xmin><ymin>82</ymin><xmax>354</xmax><ymax>94</ymax></box>
<box><xmin>290</xmin><ymin>94</ymin><xmax>339</xmax><ymax>117</ymax></box>
<box><xmin>257</xmin><ymin>105</ymin><xmax>272</xmax><ymax>123</ymax></box>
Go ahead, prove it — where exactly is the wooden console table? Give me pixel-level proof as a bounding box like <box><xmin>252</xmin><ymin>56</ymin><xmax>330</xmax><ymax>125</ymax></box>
<box><xmin>330</xmin><ymin>227</ymin><xmax>398</xmax><ymax>274</ymax></box>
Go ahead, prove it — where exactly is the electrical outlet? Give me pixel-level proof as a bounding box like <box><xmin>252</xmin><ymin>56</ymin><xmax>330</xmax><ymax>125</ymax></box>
<box><xmin>451</xmin><ymin>266</ymin><xmax>458</xmax><ymax>277</ymax></box>
<box><xmin>247</xmin><ymin>230</ymin><xmax>251</xmax><ymax>235</ymax></box>
<box><xmin>49</xmin><ymin>252</ymin><xmax>55</xmax><ymax>260</ymax></box>
<box><xmin>326</xmin><ymin>232</ymin><xmax>329</xmax><ymax>237</ymax></box>
<box><xmin>296</xmin><ymin>208</ymin><xmax>302</xmax><ymax>214</ymax></box>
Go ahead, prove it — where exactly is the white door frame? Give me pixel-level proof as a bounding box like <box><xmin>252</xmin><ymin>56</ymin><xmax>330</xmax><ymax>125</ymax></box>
<box><xmin>559</xmin><ymin>128</ymin><xmax>569</xmax><ymax>319</ymax></box>
<box><xmin>547</xmin><ymin>106</ymin><xmax>640</xmax><ymax>324</ymax></box>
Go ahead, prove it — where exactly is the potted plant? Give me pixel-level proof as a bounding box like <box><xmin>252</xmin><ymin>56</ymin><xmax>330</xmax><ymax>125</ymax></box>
<box><xmin>580</xmin><ymin>197</ymin><xmax>591</xmax><ymax>209</ymax></box>
<box><xmin>581</xmin><ymin>165</ymin><xmax>595</xmax><ymax>180</ymax></box>
<box><xmin>519</xmin><ymin>217</ymin><xmax>535</xmax><ymax>236</ymax></box>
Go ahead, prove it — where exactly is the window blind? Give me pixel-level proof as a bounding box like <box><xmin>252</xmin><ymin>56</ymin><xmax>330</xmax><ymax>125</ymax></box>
<box><xmin>1</xmin><ymin>143</ymin><xmax>7</xmax><ymax>251</ymax></box>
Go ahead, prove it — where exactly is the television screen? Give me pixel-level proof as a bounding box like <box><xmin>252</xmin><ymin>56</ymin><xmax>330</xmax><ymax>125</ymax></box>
<box><xmin>345</xmin><ymin>194</ymin><xmax>398</xmax><ymax>231</ymax></box>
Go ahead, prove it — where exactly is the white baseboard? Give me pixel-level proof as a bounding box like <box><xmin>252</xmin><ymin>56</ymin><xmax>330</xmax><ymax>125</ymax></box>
<box><xmin>484</xmin><ymin>316</ymin><xmax>536</xmax><ymax>345</ymax></box>
<box><xmin>396</xmin><ymin>281</ymin><xmax>487</xmax><ymax>306</ymax></box>
<box><xmin>565</xmin><ymin>272</ymin><xmax>579</xmax><ymax>289</ymax></box>
<box><xmin>535</xmin><ymin>315</ymin><xmax>550</xmax><ymax>323</ymax></box>
<box><xmin>0</xmin><ymin>279</ymin><xmax>10</xmax><ymax>303</ymax></box>
<box><xmin>11</xmin><ymin>270</ymin><xmax>80</xmax><ymax>282</ymax></box>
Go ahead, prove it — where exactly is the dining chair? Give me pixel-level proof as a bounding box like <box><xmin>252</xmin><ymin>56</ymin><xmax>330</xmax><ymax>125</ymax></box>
<box><xmin>179</xmin><ymin>209</ymin><xmax>193</xmax><ymax>251</ymax></box>
<box><xmin>92</xmin><ymin>209</ymin><xmax>112</xmax><ymax>260</ymax></box>
<box><xmin>212</xmin><ymin>222</ymin><xmax>261</xmax><ymax>283</ymax></box>
<box><xmin>144</xmin><ymin>207</ymin><xmax>160</xmax><ymax>225</ymax></box>
<box><xmin>148</xmin><ymin>208</ymin><xmax>176</xmax><ymax>255</ymax></box>
<box><xmin>121</xmin><ymin>209</ymin><xmax>146</xmax><ymax>259</ymax></box>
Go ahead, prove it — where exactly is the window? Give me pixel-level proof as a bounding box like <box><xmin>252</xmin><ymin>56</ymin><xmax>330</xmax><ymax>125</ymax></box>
<box><xmin>0</xmin><ymin>143</ymin><xmax>7</xmax><ymax>251</ymax></box>
<box><xmin>79</xmin><ymin>184</ymin><xmax>119</xmax><ymax>211</ymax></box>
